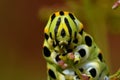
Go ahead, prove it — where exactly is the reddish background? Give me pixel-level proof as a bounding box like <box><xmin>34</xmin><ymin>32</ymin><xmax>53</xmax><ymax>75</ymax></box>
<box><xmin>0</xmin><ymin>0</ymin><xmax>120</xmax><ymax>80</ymax></box>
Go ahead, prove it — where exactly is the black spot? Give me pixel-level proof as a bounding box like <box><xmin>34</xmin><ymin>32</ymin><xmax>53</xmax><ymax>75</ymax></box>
<box><xmin>48</xmin><ymin>69</ymin><xmax>56</xmax><ymax>79</ymax></box>
<box><xmin>78</xmin><ymin>49</ymin><xmax>86</xmax><ymax>57</ymax></box>
<box><xmin>79</xmin><ymin>29</ymin><xmax>83</xmax><ymax>35</ymax></box>
<box><xmin>69</xmin><ymin>13</ymin><xmax>75</xmax><ymax>20</ymax></box>
<box><xmin>74</xmin><ymin>72</ymin><xmax>77</xmax><ymax>75</ymax></box>
<box><xmin>67</xmin><ymin>49</ymin><xmax>73</xmax><ymax>53</ymax></box>
<box><xmin>74</xmin><ymin>72</ymin><xmax>81</xmax><ymax>79</ymax></box>
<box><xmin>74</xmin><ymin>46</ymin><xmax>77</xmax><ymax>49</ymax></box>
<box><xmin>89</xmin><ymin>68</ymin><xmax>96</xmax><ymax>77</ymax></box>
<box><xmin>73</xmin><ymin>39</ymin><xmax>78</xmax><ymax>44</ymax></box>
<box><xmin>43</xmin><ymin>46</ymin><xmax>51</xmax><ymax>57</ymax></box>
<box><xmin>79</xmin><ymin>68</ymin><xmax>84</xmax><ymax>72</ymax></box>
<box><xmin>50</xmin><ymin>32</ymin><xmax>52</xmax><ymax>39</ymax></box>
<box><xmin>61</xmin><ymin>29</ymin><xmax>66</xmax><ymax>37</ymax></box>
<box><xmin>55</xmin><ymin>39</ymin><xmax>59</xmax><ymax>45</ymax></box>
<box><xmin>45</xmin><ymin>33</ymin><xmax>49</xmax><ymax>40</ymax></box>
<box><xmin>52</xmin><ymin>42</ymin><xmax>57</xmax><ymax>47</ymax></box>
<box><xmin>74</xmin><ymin>60</ymin><xmax>79</xmax><ymax>64</ymax></box>
<box><xmin>98</xmin><ymin>53</ymin><xmax>103</xmax><ymax>62</ymax></box>
<box><xmin>55</xmin><ymin>55</ymin><xmax>61</xmax><ymax>62</ymax></box>
<box><xmin>88</xmin><ymin>76</ymin><xmax>91</xmax><ymax>79</ymax></box>
<box><xmin>76</xmin><ymin>76</ymin><xmax>80</xmax><ymax>79</ymax></box>
<box><xmin>62</xmin><ymin>53</ymin><xmax>67</xmax><ymax>56</ymax></box>
<box><xmin>68</xmin><ymin>38</ymin><xmax>71</xmax><ymax>45</ymax></box>
<box><xmin>51</xmin><ymin>14</ymin><xmax>55</xmax><ymax>22</ymax></box>
<box><xmin>85</xmin><ymin>36</ymin><xmax>92</xmax><ymax>47</ymax></box>
<box><xmin>59</xmin><ymin>11</ymin><xmax>64</xmax><ymax>15</ymax></box>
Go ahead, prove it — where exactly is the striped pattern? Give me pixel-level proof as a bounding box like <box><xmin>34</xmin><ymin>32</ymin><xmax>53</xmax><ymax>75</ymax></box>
<box><xmin>43</xmin><ymin>11</ymin><xmax>109</xmax><ymax>80</ymax></box>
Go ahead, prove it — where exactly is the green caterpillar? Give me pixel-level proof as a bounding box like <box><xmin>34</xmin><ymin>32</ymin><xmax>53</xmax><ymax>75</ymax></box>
<box><xmin>42</xmin><ymin>11</ymin><xmax>109</xmax><ymax>80</ymax></box>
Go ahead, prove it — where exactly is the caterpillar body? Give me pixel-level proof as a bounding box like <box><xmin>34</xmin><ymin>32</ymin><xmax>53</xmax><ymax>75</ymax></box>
<box><xmin>43</xmin><ymin>11</ymin><xmax>109</xmax><ymax>80</ymax></box>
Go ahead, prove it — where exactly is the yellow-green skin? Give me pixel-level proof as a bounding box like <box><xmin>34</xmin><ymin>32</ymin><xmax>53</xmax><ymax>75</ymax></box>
<box><xmin>43</xmin><ymin>11</ymin><xmax>109</xmax><ymax>80</ymax></box>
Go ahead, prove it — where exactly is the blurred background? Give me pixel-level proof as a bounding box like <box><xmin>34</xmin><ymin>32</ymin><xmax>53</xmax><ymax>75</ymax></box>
<box><xmin>0</xmin><ymin>0</ymin><xmax>120</xmax><ymax>80</ymax></box>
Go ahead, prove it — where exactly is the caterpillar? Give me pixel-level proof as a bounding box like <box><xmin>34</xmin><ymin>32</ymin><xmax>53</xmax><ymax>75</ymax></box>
<box><xmin>42</xmin><ymin>11</ymin><xmax>109</xmax><ymax>80</ymax></box>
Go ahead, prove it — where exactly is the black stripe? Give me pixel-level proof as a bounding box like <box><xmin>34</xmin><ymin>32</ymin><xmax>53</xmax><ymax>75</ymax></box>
<box><xmin>54</xmin><ymin>17</ymin><xmax>61</xmax><ymax>40</ymax></box>
<box><xmin>45</xmin><ymin>33</ymin><xmax>49</xmax><ymax>40</ymax></box>
<box><xmin>64</xmin><ymin>18</ymin><xmax>72</xmax><ymax>36</ymax></box>
<box><xmin>68</xmin><ymin>39</ymin><xmax>71</xmax><ymax>45</ymax></box>
<box><xmin>79</xmin><ymin>28</ymin><xmax>83</xmax><ymax>35</ymax></box>
<box><xmin>61</xmin><ymin>29</ymin><xmax>66</xmax><ymax>37</ymax></box>
<box><xmin>50</xmin><ymin>32</ymin><xmax>52</xmax><ymax>39</ymax></box>
<box><xmin>51</xmin><ymin>13</ymin><xmax>55</xmax><ymax>22</ymax></box>
<box><xmin>69</xmin><ymin>13</ymin><xmax>75</xmax><ymax>20</ymax></box>
<box><xmin>74</xmin><ymin>31</ymin><xmax>77</xmax><ymax>38</ymax></box>
<box><xmin>49</xmin><ymin>14</ymin><xmax>56</xmax><ymax>30</ymax></box>
<box><xmin>64</xmin><ymin>18</ymin><xmax>72</xmax><ymax>45</ymax></box>
<box><xmin>69</xmin><ymin>13</ymin><xmax>77</xmax><ymax>28</ymax></box>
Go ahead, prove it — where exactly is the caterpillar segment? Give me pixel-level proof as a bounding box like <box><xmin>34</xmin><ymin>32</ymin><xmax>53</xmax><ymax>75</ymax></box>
<box><xmin>43</xmin><ymin>11</ymin><xmax>109</xmax><ymax>80</ymax></box>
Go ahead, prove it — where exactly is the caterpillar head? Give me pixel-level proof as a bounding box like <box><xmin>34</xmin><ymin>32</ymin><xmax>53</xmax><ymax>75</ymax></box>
<box><xmin>44</xmin><ymin>11</ymin><xmax>83</xmax><ymax>48</ymax></box>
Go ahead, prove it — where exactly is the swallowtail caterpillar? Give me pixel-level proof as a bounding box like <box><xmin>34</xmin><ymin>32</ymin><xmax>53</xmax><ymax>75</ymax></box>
<box><xmin>43</xmin><ymin>11</ymin><xmax>109</xmax><ymax>80</ymax></box>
